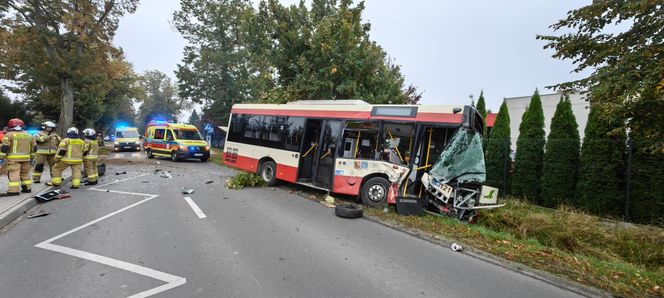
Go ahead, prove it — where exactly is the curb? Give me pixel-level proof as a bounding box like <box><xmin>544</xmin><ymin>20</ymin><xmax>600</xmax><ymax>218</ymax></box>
<box><xmin>361</xmin><ymin>214</ymin><xmax>611</xmax><ymax>298</ymax></box>
<box><xmin>0</xmin><ymin>184</ymin><xmax>49</xmax><ymax>230</ymax></box>
<box><xmin>0</xmin><ymin>175</ymin><xmax>71</xmax><ymax>231</ymax></box>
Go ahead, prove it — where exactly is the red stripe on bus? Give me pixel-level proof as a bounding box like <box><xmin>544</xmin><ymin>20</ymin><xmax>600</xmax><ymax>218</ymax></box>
<box><xmin>276</xmin><ymin>163</ymin><xmax>298</xmax><ymax>183</ymax></box>
<box><xmin>230</xmin><ymin>108</ymin><xmax>463</xmax><ymax>124</ymax></box>
<box><xmin>332</xmin><ymin>175</ymin><xmax>362</xmax><ymax>196</ymax></box>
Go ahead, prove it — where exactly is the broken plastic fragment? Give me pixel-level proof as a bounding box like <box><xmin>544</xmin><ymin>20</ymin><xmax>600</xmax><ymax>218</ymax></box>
<box><xmin>181</xmin><ymin>187</ymin><xmax>194</xmax><ymax>194</ymax></box>
<box><xmin>451</xmin><ymin>243</ymin><xmax>463</xmax><ymax>252</ymax></box>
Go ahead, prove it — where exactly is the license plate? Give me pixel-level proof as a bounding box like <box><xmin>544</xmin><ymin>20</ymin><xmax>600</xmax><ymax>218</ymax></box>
<box><xmin>194</xmin><ymin>153</ymin><xmax>203</xmax><ymax>156</ymax></box>
<box><xmin>124</xmin><ymin>146</ymin><xmax>131</xmax><ymax>149</ymax></box>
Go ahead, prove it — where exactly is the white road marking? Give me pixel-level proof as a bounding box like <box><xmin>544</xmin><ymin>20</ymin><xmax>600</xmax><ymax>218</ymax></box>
<box><xmin>184</xmin><ymin>197</ymin><xmax>207</xmax><ymax>219</ymax></box>
<box><xmin>34</xmin><ymin>172</ymin><xmax>186</xmax><ymax>297</ymax></box>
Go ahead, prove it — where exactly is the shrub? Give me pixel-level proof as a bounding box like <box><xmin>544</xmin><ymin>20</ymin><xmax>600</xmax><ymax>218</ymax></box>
<box><xmin>226</xmin><ymin>172</ymin><xmax>266</xmax><ymax>190</ymax></box>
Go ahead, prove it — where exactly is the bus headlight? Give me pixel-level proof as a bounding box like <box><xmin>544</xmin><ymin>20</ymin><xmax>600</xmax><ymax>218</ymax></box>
<box><xmin>205</xmin><ymin>146</ymin><xmax>210</xmax><ymax>151</ymax></box>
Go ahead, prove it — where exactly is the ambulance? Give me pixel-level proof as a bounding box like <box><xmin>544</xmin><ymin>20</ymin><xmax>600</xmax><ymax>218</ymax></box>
<box><xmin>113</xmin><ymin>126</ymin><xmax>142</xmax><ymax>152</ymax></box>
<box><xmin>143</xmin><ymin>121</ymin><xmax>210</xmax><ymax>162</ymax></box>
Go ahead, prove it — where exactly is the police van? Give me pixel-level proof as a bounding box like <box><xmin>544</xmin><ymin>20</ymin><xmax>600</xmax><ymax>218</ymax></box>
<box><xmin>113</xmin><ymin>126</ymin><xmax>142</xmax><ymax>152</ymax></box>
<box><xmin>144</xmin><ymin>121</ymin><xmax>210</xmax><ymax>162</ymax></box>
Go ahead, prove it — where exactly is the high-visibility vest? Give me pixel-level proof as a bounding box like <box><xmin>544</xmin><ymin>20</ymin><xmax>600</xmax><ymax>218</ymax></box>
<box><xmin>35</xmin><ymin>131</ymin><xmax>62</xmax><ymax>155</ymax></box>
<box><xmin>0</xmin><ymin>131</ymin><xmax>36</xmax><ymax>162</ymax></box>
<box><xmin>83</xmin><ymin>139</ymin><xmax>99</xmax><ymax>160</ymax></box>
<box><xmin>56</xmin><ymin>138</ymin><xmax>85</xmax><ymax>164</ymax></box>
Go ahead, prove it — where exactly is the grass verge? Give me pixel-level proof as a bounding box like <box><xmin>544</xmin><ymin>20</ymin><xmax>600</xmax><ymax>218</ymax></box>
<box><xmin>365</xmin><ymin>198</ymin><xmax>663</xmax><ymax>297</ymax></box>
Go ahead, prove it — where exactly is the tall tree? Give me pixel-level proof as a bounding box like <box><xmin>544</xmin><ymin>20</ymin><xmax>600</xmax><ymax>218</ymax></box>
<box><xmin>538</xmin><ymin>0</ymin><xmax>664</xmax><ymax>152</ymax></box>
<box><xmin>575</xmin><ymin>104</ymin><xmax>625</xmax><ymax>217</ymax></box>
<box><xmin>188</xmin><ymin>110</ymin><xmax>201</xmax><ymax>129</ymax></box>
<box><xmin>484</xmin><ymin>100</ymin><xmax>511</xmax><ymax>192</ymax></box>
<box><xmin>173</xmin><ymin>0</ymin><xmax>419</xmax><ymax>124</ymax></box>
<box><xmin>541</xmin><ymin>97</ymin><xmax>580</xmax><ymax>207</ymax></box>
<box><xmin>512</xmin><ymin>90</ymin><xmax>545</xmax><ymax>203</ymax></box>
<box><xmin>137</xmin><ymin>70</ymin><xmax>185</xmax><ymax>126</ymax></box>
<box><xmin>0</xmin><ymin>88</ymin><xmax>31</xmax><ymax>127</ymax></box>
<box><xmin>0</xmin><ymin>1</ymin><xmax>139</xmax><ymax>135</ymax></box>
<box><xmin>475</xmin><ymin>90</ymin><xmax>488</xmax><ymax>146</ymax></box>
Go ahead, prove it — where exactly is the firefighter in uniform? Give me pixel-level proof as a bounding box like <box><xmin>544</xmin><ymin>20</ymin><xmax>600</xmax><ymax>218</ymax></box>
<box><xmin>33</xmin><ymin>121</ymin><xmax>62</xmax><ymax>183</ymax></box>
<box><xmin>0</xmin><ymin>118</ymin><xmax>37</xmax><ymax>196</ymax></box>
<box><xmin>47</xmin><ymin>127</ymin><xmax>84</xmax><ymax>188</ymax></box>
<box><xmin>82</xmin><ymin>128</ymin><xmax>99</xmax><ymax>185</ymax></box>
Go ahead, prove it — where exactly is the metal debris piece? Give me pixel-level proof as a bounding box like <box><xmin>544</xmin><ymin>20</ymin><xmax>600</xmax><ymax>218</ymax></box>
<box><xmin>181</xmin><ymin>187</ymin><xmax>194</xmax><ymax>194</ymax></box>
<box><xmin>33</xmin><ymin>189</ymin><xmax>68</xmax><ymax>203</ymax></box>
<box><xmin>115</xmin><ymin>171</ymin><xmax>127</xmax><ymax>175</ymax></box>
<box><xmin>451</xmin><ymin>243</ymin><xmax>463</xmax><ymax>252</ymax></box>
<box><xmin>204</xmin><ymin>180</ymin><xmax>214</xmax><ymax>184</ymax></box>
<box><xmin>27</xmin><ymin>210</ymin><xmax>50</xmax><ymax>219</ymax></box>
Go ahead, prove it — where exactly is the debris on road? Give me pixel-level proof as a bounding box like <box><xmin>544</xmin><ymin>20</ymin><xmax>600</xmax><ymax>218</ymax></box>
<box><xmin>320</xmin><ymin>201</ymin><xmax>335</xmax><ymax>208</ymax></box>
<box><xmin>27</xmin><ymin>210</ymin><xmax>50</xmax><ymax>219</ymax></box>
<box><xmin>451</xmin><ymin>243</ymin><xmax>463</xmax><ymax>252</ymax></box>
<box><xmin>181</xmin><ymin>187</ymin><xmax>194</xmax><ymax>194</ymax></box>
<box><xmin>159</xmin><ymin>171</ymin><xmax>172</xmax><ymax>178</ymax></box>
<box><xmin>115</xmin><ymin>171</ymin><xmax>127</xmax><ymax>175</ymax></box>
<box><xmin>204</xmin><ymin>180</ymin><xmax>214</xmax><ymax>184</ymax></box>
<box><xmin>335</xmin><ymin>203</ymin><xmax>363</xmax><ymax>218</ymax></box>
<box><xmin>33</xmin><ymin>189</ymin><xmax>68</xmax><ymax>203</ymax></box>
<box><xmin>325</xmin><ymin>195</ymin><xmax>335</xmax><ymax>204</ymax></box>
<box><xmin>141</xmin><ymin>181</ymin><xmax>149</xmax><ymax>183</ymax></box>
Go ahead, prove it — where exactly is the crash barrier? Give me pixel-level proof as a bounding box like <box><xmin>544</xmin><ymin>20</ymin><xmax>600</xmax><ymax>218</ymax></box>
<box><xmin>484</xmin><ymin>137</ymin><xmax>664</xmax><ymax>226</ymax></box>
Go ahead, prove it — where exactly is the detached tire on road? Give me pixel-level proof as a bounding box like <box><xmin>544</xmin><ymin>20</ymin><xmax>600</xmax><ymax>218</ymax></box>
<box><xmin>335</xmin><ymin>203</ymin><xmax>363</xmax><ymax>219</ymax></box>
<box><xmin>259</xmin><ymin>160</ymin><xmax>278</xmax><ymax>186</ymax></box>
<box><xmin>361</xmin><ymin>177</ymin><xmax>389</xmax><ymax>208</ymax></box>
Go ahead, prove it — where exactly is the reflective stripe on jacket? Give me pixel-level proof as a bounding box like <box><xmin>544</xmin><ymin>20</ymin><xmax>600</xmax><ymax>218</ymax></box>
<box><xmin>35</xmin><ymin>131</ymin><xmax>62</xmax><ymax>154</ymax></box>
<box><xmin>83</xmin><ymin>139</ymin><xmax>99</xmax><ymax>160</ymax></box>
<box><xmin>56</xmin><ymin>138</ymin><xmax>85</xmax><ymax>164</ymax></box>
<box><xmin>0</xmin><ymin>131</ymin><xmax>36</xmax><ymax>162</ymax></box>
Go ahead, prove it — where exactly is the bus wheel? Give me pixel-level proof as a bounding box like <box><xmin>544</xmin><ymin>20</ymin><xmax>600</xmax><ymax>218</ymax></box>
<box><xmin>146</xmin><ymin>149</ymin><xmax>154</xmax><ymax>159</ymax></box>
<box><xmin>361</xmin><ymin>177</ymin><xmax>389</xmax><ymax>208</ymax></box>
<box><xmin>259</xmin><ymin>160</ymin><xmax>277</xmax><ymax>186</ymax></box>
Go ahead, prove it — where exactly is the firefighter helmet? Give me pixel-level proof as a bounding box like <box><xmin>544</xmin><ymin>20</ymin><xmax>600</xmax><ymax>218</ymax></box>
<box><xmin>82</xmin><ymin>128</ymin><xmax>96</xmax><ymax>138</ymax></box>
<box><xmin>43</xmin><ymin>121</ymin><xmax>56</xmax><ymax>128</ymax></box>
<box><xmin>66</xmin><ymin>127</ymin><xmax>79</xmax><ymax>135</ymax></box>
<box><xmin>8</xmin><ymin>118</ymin><xmax>24</xmax><ymax>130</ymax></box>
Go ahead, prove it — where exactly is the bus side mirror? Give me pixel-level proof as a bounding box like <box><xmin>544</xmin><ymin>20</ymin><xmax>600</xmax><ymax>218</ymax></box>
<box><xmin>453</xmin><ymin>108</ymin><xmax>462</xmax><ymax>114</ymax></box>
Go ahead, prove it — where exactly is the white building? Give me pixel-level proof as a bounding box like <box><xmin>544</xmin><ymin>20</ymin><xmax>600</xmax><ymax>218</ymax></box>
<box><xmin>504</xmin><ymin>92</ymin><xmax>589</xmax><ymax>149</ymax></box>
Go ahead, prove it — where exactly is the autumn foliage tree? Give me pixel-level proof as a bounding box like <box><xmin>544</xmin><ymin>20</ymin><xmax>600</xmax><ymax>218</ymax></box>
<box><xmin>0</xmin><ymin>0</ymin><xmax>139</xmax><ymax>135</ymax></box>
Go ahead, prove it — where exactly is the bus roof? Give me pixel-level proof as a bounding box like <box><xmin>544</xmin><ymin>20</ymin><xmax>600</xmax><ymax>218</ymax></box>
<box><xmin>231</xmin><ymin>101</ymin><xmax>466</xmax><ymax>123</ymax></box>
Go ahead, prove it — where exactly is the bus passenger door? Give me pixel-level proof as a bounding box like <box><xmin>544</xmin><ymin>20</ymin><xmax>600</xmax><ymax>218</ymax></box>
<box><xmin>298</xmin><ymin>119</ymin><xmax>322</xmax><ymax>183</ymax></box>
<box><xmin>314</xmin><ymin>120</ymin><xmax>341</xmax><ymax>189</ymax></box>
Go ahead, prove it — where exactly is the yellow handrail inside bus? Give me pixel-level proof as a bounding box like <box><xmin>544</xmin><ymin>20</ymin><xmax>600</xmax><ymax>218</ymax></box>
<box><xmin>302</xmin><ymin>143</ymin><xmax>317</xmax><ymax>158</ymax></box>
<box><xmin>320</xmin><ymin>149</ymin><xmax>331</xmax><ymax>160</ymax></box>
<box><xmin>419</xmin><ymin>128</ymin><xmax>434</xmax><ymax>197</ymax></box>
<box><xmin>354</xmin><ymin>131</ymin><xmax>361</xmax><ymax>158</ymax></box>
<box><xmin>386</xmin><ymin>129</ymin><xmax>404</xmax><ymax>163</ymax></box>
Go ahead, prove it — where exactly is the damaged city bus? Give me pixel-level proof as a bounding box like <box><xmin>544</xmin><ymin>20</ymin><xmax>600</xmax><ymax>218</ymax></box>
<box><xmin>223</xmin><ymin>100</ymin><xmax>503</xmax><ymax>222</ymax></box>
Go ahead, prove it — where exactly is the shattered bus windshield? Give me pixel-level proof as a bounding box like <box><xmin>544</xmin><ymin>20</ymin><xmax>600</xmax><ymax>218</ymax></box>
<box><xmin>429</xmin><ymin>127</ymin><xmax>486</xmax><ymax>183</ymax></box>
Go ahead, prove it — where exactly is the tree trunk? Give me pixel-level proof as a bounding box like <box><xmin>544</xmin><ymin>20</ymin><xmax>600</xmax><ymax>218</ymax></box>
<box><xmin>58</xmin><ymin>77</ymin><xmax>74</xmax><ymax>136</ymax></box>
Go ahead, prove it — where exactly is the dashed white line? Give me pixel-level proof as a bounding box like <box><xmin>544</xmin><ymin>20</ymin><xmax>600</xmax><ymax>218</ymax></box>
<box><xmin>184</xmin><ymin>197</ymin><xmax>207</xmax><ymax>219</ymax></box>
<box><xmin>34</xmin><ymin>172</ymin><xmax>186</xmax><ymax>297</ymax></box>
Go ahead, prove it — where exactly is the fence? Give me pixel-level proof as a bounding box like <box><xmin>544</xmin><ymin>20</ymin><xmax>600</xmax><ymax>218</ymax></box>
<box><xmin>484</xmin><ymin>137</ymin><xmax>664</xmax><ymax>226</ymax></box>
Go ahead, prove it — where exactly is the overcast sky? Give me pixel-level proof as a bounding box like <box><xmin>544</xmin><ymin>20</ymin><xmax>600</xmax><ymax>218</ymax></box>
<box><xmin>114</xmin><ymin>0</ymin><xmax>591</xmax><ymax>113</ymax></box>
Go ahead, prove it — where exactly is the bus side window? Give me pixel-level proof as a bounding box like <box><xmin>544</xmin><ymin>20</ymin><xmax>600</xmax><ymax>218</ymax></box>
<box><xmin>166</xmin><ymin>130</ymin><xmax>175</xmax><ymax>141</ymax></box>
<box><xmin>340</xmin><ymin>121</ymin><xmax>379</xmax><ymax>159</ymax></box>
<box><xmin>154</xmin><ymin>129</ymin><xmax>165</xmax><ymax>140</ymax></box>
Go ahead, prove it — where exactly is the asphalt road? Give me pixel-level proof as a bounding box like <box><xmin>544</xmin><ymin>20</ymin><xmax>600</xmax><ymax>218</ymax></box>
<box><xmin>0</xmin><ymin>151</ymin><xmax>591</xmax><ymax>298</ymax></box>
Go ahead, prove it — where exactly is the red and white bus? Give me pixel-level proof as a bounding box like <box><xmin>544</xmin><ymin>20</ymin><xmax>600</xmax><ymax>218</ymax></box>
<box><xmin>223</xmin><ymin>100</ymin><xmax>485</xmax><ymax>207</ymax></box>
